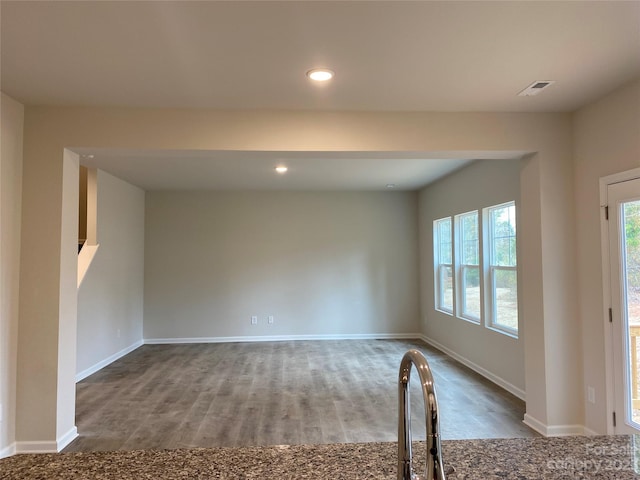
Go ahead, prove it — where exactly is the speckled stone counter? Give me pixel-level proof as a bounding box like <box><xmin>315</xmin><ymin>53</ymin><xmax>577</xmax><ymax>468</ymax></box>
<box><xmin>2</xmin><ymin>436</ymin><xmax>640</xmax><ymax>479</ymax></box>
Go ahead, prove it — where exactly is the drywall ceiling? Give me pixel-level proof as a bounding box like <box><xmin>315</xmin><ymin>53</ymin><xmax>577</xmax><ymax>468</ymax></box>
<box><xmin>2</xmin><ymin>1</ymin><xmax>639</xmax><ymax>112</ymax></box>
<box><xmin>75</xmin><ymin>149</ymin><xmax>526</xmax><ymax>191</ymax></box>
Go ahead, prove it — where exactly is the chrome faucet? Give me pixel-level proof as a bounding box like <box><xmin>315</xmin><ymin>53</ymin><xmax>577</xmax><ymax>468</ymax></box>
<box><xmin>398</xmin><ymin>349</ymin><xmax>447</xmax><ymax>480</ymax></box>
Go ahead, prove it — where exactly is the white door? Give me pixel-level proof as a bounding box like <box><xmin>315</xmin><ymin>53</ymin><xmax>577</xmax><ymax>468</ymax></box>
<box><xmin>608</xmin><ymin>178</ymin><xmax>640</xmax><ymax>434</ymax></box>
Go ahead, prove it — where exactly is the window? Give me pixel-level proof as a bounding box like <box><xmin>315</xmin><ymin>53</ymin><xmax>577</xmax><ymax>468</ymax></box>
<box><xmin>434</xmin><ymin>217</ymin><xmax>453</xmax><ymax>314</ymax></box>
<box><xmin>456</xmin><ymin>211</ymin><xmax>480</xmax><ymax>322</ymax></box>
<box><xmin>433</xmin><ymin>201</ymin><xmax>518</xmax><ymax>337</ymax></box>
<box><xmin>486</xmin><ymin>202</ymin><xmax>518</xmax><ymax>334</ymax></box>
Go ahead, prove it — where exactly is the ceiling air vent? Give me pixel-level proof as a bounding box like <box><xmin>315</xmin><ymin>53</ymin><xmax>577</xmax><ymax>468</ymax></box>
<box><xmin>518</xmin><ymin>80</ymin><xmax>556</xmax><ymax>97</ymax></box>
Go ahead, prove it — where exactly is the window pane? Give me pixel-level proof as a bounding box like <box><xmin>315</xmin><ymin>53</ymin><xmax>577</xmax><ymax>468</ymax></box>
<box><xmin>441</xmin><ymin>265</ymin><xmax>453</xmax><ymax>311</ymax></box>
<box><xmin>493</xmin><ymin>238</ymin><xmax>512</xmax><ymax>266</ymax></box>
<box><xmin>460</xmin><ymin>211</ymin><xmax>479</xmax><ymax>265</ymax></box>
<box><xmin>622</xmin><ymin>201</ymin><xmax>640</xmax><ymax>426</ymax></box>
<box><xmin>624</xmin><ymin>201</ymin><xmax>640</xmax><ymax>325</ymax></box>
<box><xmin>486</xmin><ymin>201</ymin><xmax>518</xmax><ymax>334</ymax></box>
<box><xmin>438</xmin><ymin>218</ymin><xmax>452</xmax><ymax>264</ymax></box>
<box><xmin>462</xmin><ymin>266</ymin><xmax>480</xmax><ymax>319</ymax></box>
<box><xmin>490</xmin><ymin>204</ymin><xmax>516</xmax><ymax>267</ymax></box>
<box><xmin>434</xmin><ymin>217</ymin><xmax>452</xmax><ymax>314</ymax></box>
<box><xmin>494</xmin><ymin>268</ymin><xmax>518</xmax><ymax>331</ymax></box>
<box><xmin>463</xmin><ymin>241</ymin><xmax>477</xmax><ymax>265</ymax></box>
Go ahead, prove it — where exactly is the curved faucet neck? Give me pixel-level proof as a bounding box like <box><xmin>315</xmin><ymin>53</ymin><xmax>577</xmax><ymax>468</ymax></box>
<box><xmin>397</xmin><ymin>349</ymin><xmax>446</xmax><ymax>480</ymax></box>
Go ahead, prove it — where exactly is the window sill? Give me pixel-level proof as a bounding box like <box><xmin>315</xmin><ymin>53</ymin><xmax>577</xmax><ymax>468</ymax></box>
<box><xmin>456</xmin><ymin>315</ymin><xmax>481</xmax><ymax>326</ymax></box>
<box><xmin>487</xmin><ymin>325</ymin><xmax>519</xmax><ymax>339</ymax></box>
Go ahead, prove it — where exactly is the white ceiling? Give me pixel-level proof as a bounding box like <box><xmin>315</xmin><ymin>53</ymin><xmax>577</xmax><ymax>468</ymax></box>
<box><xmin>2</xmin><ymin>1</ymin><xmax>638</xmax><ymax>191</ymax></box>
<box><xmin>2</xmin><ymin>1</ymin><xmax>639</xmax><ymax>112</ymax></box>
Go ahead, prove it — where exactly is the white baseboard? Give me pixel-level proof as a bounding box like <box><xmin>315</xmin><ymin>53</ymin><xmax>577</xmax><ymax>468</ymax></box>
<box><xmin>57</xmin><ymin>426</ymin><xmax>78</xmax><ymax>451</ymax></box>
<box><xmin>546</xmin><ymin>424</ymin><xmax>588</xmax><ymax>436</ymax></box>
<box><xmin>419</xmin><ymin>334</ymin><xmax>526</xmax><ymax>400</ymax></box>
<box><xmin>14</xmin><ymin>440</ymin><xmax>58</xmax><ymax>454</ymax></box>
<box><xmin>144</xmin><ymin>333</ymin><xmax>423</xmax><ymax>344</ymax></box>
<box><xmin>523</xmin><ymin>413</ymin><xmax>586</xmax><ymax>437</ymax></box>
<box><xmin>0</xmin><ymin>442</ymin><xmax>16</xmax><ymax>459</ymax></box>
<box><xmin>583</xmin><ymin>427</ymin><xmax>598</xmax><ymax>436</ymax></box>
<box><xmin>523</xmin><ymin>413</ymin><xmax>548</xmax><ymax>436</ymax></box>
<box><xmin>76</xmin><ymin>340</ymin><xmax>144</xmax><ymax>382</ymax></box>
<box><xmin>12</xmin><ymin>427</ymin><xmax>78</xmax><ymax>455</ymax></box>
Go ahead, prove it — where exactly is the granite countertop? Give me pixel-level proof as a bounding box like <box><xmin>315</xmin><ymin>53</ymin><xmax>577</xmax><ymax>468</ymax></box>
<box><xmin>2</xmin><ymin>436</ymin><xmax>639</xmax><ymax>479</ymax></box>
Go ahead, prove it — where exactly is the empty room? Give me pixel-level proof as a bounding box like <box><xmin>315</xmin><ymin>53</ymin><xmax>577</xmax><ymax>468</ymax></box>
<box><xmin>68</xmin><ymin>154</ymin><xmax>533</xmax><ymax>452</ymax></box>
<box><xmin>1</xmin><ymin>1</ymin><xmax>640</xmax><ymax>479</ymax></box>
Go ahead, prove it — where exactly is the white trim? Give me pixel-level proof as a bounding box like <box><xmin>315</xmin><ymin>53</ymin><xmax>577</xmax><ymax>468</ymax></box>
<box><xmin>599</xmin><ymin>168</ymin><xmax>640</xmax><ymax>189</ymax></box>
<box><xmin>598</xmin><ymin>169</ymin><xmax>640</xmax><ymax>435</ymax></box>
<box><xmin>419</xmin><ymin>334</ymin><xmax>525</xmax><ymax>400</ymax></box>
<box><xmin>12</xmin><ymin>427</ymin><xmax>78</xmax><ymax>455</ymax></box>
<box><xmin>600</xmin><ymin>174</ymin><xmax>616</xmax><ymax>435</ymax></box>
<box><xmin>14</xmin><ymin>440</ymin><xmax>58</xmax><ymax>454</ymax></box>
<box><xmin>0</xmin><ymin>443</ymin><xmax>16</xmax><ymax>459</ymax></box>
<box><xmin>523</xmin><ymin>413</ymin><xmax>586</xmax><ymax>437</ymax></box>
<box><xmin>583</xmin><ymin>427</ymin><xmax>599</xmax><ymax>436</ymax></box>
<box><xmin>523</xmin><ymin>413</ymin><xmax>548</xmax><ymax>436</ymax></box>
<box><xmin>545</xmin><ymin>424</ymin><xmax>586</xmax><ymax>437</ymax></box>
<box><xmin>57</xmin><ymin>426</ymin><xmax>78</xmax><ymax>451</ymax></box>
<box><xmin>144</xmin><ymin>333</ymin><xmax>423</xmax><ymax>345</ymax></box>
<box><xmin>76</xmin><ymin>340</ymin><xmax>143</xmax><ymax>382</ymax></box>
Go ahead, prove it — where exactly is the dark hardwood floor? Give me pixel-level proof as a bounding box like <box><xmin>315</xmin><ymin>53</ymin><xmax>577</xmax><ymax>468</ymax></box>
<box><xmin>64</xmin><ymin>339</ymin><xmax>536</xmax><ymax>452</ymax></box>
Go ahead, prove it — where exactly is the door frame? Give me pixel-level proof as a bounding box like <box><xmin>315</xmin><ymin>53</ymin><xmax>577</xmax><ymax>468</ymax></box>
<box><xmin>600</xmin><ymin>167</ymin><xmax>640</xmax><ymax>435</ymax></box>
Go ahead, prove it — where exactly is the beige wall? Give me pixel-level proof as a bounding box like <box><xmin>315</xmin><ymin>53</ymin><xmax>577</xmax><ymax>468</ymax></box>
<box><xmin>418</xmin><ymin>159</ymin><xmax>524</xmax><ymax>395</ymax></box>
<box><xmin>17</xmin><ymin>106</ymin><xmax>578</xmax><ymax>444</ymax></box>
<box><xmin>0</xmin><ymin>94</ymin><xmax>24</xmax><ymax>455</ymax></box>
<box><xmin>144</xmin><ymin>191</ymin><xmax>419</xmax><ymax>340</ymax></box>
<box><xmin>77</xmin><ymin>170</ymin><xmax>145</xmax><ymax>377</ymax></box>
<box><xmin>573</xmin><ymin>79</ymin><xmax>640</xmax><ymax>433</ymax></box>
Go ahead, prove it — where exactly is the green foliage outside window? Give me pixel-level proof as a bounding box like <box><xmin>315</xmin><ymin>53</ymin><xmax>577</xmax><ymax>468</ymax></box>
<box><xmin>624</xmin><ymin>201</ymin><xmax>640</xmax><ymax>324</ymax></box>
<box><xmin>491</xmin><ymin>205</ymin><xmax>517</xmax><ymax>269</ymax></box>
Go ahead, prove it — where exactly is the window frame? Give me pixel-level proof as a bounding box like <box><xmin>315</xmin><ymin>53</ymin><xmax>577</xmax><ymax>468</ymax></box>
<box><xmin>433</xmin><ymin>216</ymin><xmax>454</xmax><ymax>315</ymax></box>
<box><xmin>484</xmin><ymin>201</ymin><xmax>519</xmax><ymax>337</ymax></box>
<box><xmin>455</xmin><ymin>210</ymin><xmax>482</xmax><ymax>324</ymax></box>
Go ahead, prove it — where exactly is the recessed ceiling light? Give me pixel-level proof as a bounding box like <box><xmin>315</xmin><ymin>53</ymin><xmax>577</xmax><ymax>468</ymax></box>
<box><xmin>306</xmin><ymin>69</ymin><xmax>334</xmax><ymax>82</ymax></box>
<box><xmin>386</xmin><ymin>184</ymin><xmax>396</xmax><ymax>189</ymax></box>
<box><xmin>275</xmin><ymin>166</ymin><xmax>288</xmax><ymax>174</ymax></box>
<box><xmin>82</xmin><ymin>154</ymin><xmax>95</xmax><ymax>159</ymax></box>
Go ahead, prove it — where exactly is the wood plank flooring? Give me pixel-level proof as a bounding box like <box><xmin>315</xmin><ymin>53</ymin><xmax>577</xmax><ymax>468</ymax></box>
<box><xmin>64</xmin><ymin>339</ymin><xmax>536</xmax><ymax>452</ymax></box>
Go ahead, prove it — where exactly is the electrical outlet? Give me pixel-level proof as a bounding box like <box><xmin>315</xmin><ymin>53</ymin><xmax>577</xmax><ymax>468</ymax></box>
<box><xmin>268</xmin><ymin>315</ymin><xmax>274</xmax><ymax>325</ymax></box>
<box><xmin>251</xmin><ymin>316</ymin><xmax>258</xmax><ymax>325</ymax></box>
<box><xmin>587</xmin><ymin>386</ymin><xmax>595</xmax><ymax>404</ymax></box>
